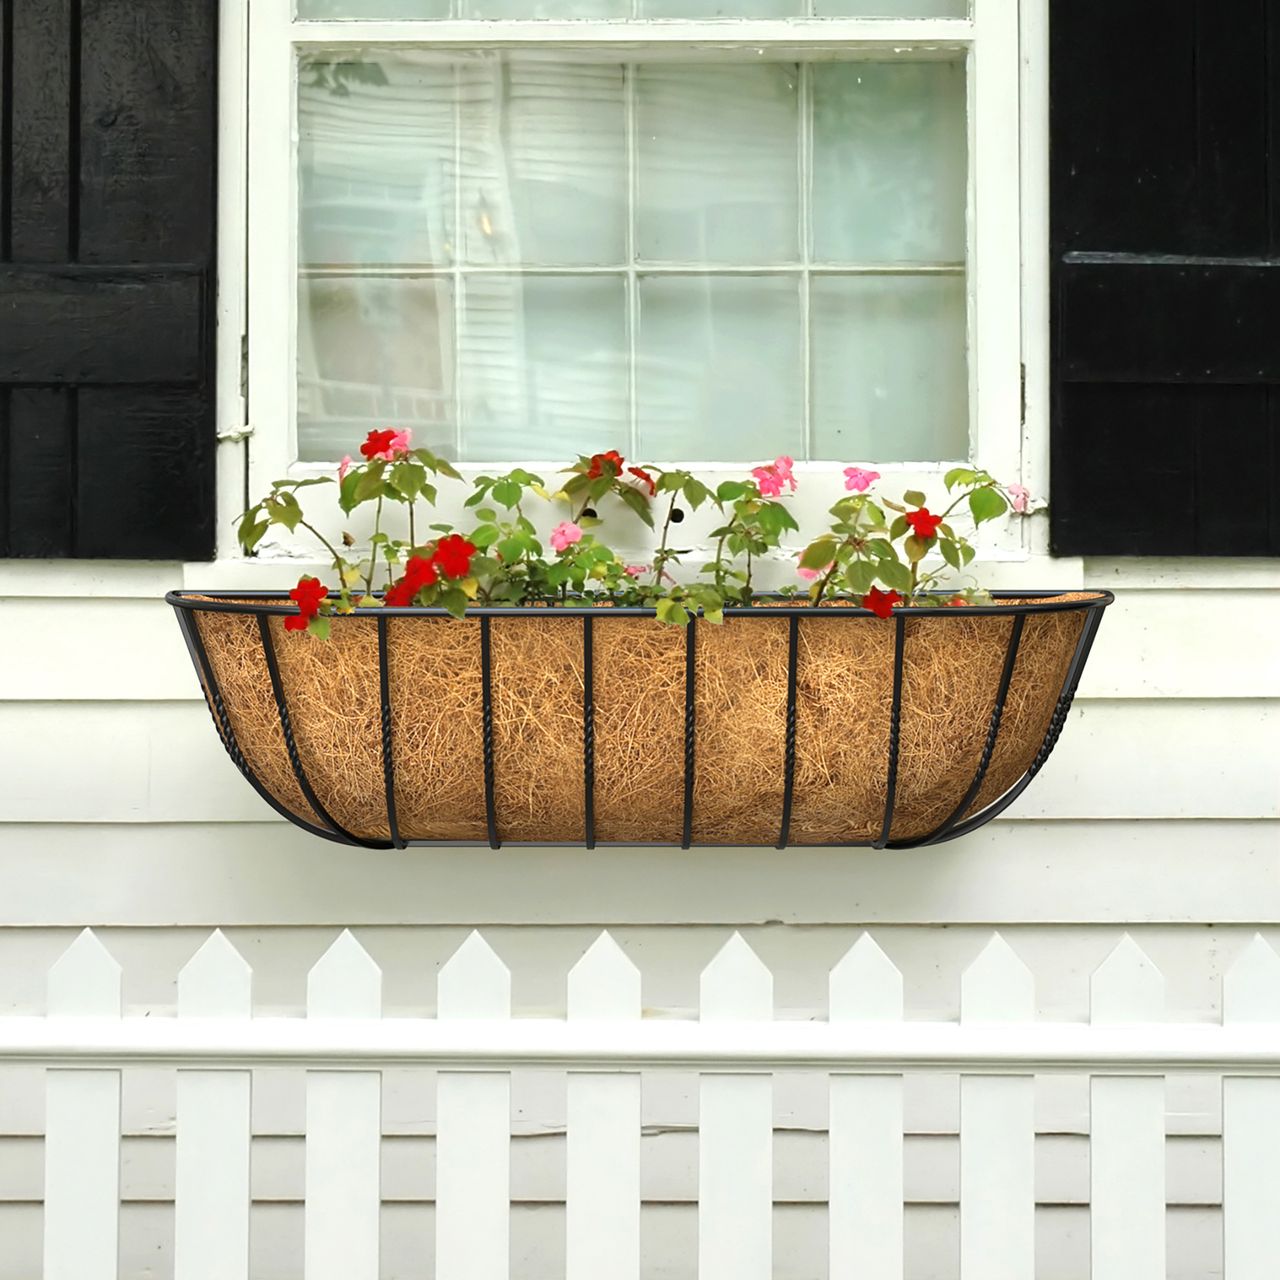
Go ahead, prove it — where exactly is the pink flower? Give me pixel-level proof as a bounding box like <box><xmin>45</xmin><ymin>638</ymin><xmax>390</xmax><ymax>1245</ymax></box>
<box><xmin>1008</xmin><ymin>484</ymin><xmax>1030</xmax><ymax>514</ymax></box>
<box><xmin>843</xmin><ymin>467</ymin><xmax>880</xmax><ymax>493</ymax></box>
<box><xmin>549</xmin><ymin>521</ymin><xmax>584</xmax><ymax>553</ymax></box>
<box><xmin>389</xmin><ymin>428</ymin><xmax>413</xmax><ymax>457</ymax></box>
<box><xmin>797</xmin><ymin>562</ymin><xmax>833</xmax><ymax>582</ymax></box>
<box><xmin>338</xmin><ymin>455</ymin><xmax>353</xmax><ymax>482</ymax></box>
<box><xmin>624</xmin><ymin>564</ymin><xmax>647</xmax><ymax>578</ymax></box>
<box><xmin>752</xmin><ymin>456</ymin><xmax>797</xmax><ymax>499</ymax></box>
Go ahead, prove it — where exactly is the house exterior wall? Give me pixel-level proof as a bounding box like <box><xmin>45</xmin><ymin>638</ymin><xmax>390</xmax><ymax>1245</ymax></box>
<box><xmin>0</xmin><ymin>557</ymin><xmax>1276</xmax><ymax>1275</ymax></box>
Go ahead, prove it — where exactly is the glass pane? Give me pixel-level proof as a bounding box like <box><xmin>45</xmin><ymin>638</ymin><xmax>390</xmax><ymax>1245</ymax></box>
<box><xmin>458</xmin><ymin>276</ymin><xmax>629</xmax><ymax>461</ymax></box>
<box><xmin>463</xmin><ymin>0</ymin><xmax>626</xmax><ymax>17</ymax></box>
<box><xmin>812</xmin><ymin>60</ymin><xmax>967</xmax><ymax>264</ymax></box>
<box><xmin>459</xmin><ymin>61</ymin><xmax>627</xmax><ymax>266</ymax></box>
<box><xmin>814</xmin><ymin>0</ymin><xmax>966</xmax><ymax>16</ymax></box>
<box><xmin>298</xmin><ymin>0</ymin><xmax>452</xmax><ymax>17</ymax></box>
<box><xmin>641</xmin><ymin>0</ymin><xmax>800</xmax><ymax>16</ymax></box>
<box><xmin>636</xmin><ymin>64</ymin><xmax>799</xmax><ymax>264</ymax></box>
<box><xmin>810</xmin><ymin>275</ymin><xmax>967</xmax><ymax>462</ymax></box>
<box><xmin>299</xmin><ymin>53</ymin><xmax>456</xmax><ymax>267</ymax></box>
<box><xmin>298</xmin><ymin>276</ymin><xmax>456</xmax><ymax>462</ymax></box>
<box><xmin>637</xmin><ymin>276</ymin><xmax>803</xmax><ymax>462</ymax></box>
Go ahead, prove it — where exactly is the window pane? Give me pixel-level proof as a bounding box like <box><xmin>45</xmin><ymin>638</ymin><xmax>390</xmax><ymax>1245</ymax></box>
<box><xmin>814</xmin><ymin>0</ymin><xmax>966</xmax><ymax>16</ymax></box>
<box><xmin>640</xmin><ymin>0</ymin><xmax>800</xmax><ymax>17</ymax></box>
<box><xmin>812</xmin><ymin>60</ymin><xmax>967</xmax><ymax>264</ymax></box>
<box><xmin>298</xmin><ymin>276</ymin><xmax>455</xmax><ymax>462</ymax></box>
<box><xmin>636</xmin><ymin>64</ymin><xmax>799</xmax><ymax>264</ymax></box>
<box><xmin>459</xmin><ymin>61</ymin><xmax>627</xmax><ymax>266</ymax></box>
<box><xmin>810</xmin><ymin>274</ymin><xmax>967</xmax><ymax>462</ymax></box>
<box><xmin>299</xmin><ymin>54</ymin><xmax>456</xmax><ymax>267</ymax></box>
<box><xmin>459</xmin><ymin>276</ymin><xmax>628</xmax><ymax>461</ymax></box>
<box><xmin>637</xmin><ymin>276</ymin><xmax>803</xmax><ymax>461</ymax></box>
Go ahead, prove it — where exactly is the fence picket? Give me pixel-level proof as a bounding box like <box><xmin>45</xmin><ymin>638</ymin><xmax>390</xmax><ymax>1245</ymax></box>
<box><xmin>699</xmin><ymin>933</ymin><xmax>773</xmax><ymax>1280</ymax></box>
<box><xmin>44</xmin><ymin>929</ymin><xmax>122</xmax><ymax>1280</ymax></box>
<box><xmin>1090</xmin><ymin>935</ymin><xmax>1165</xmax><ymax>1280</ymax></box>
<box><xmin>1223</xmin><ymin>935</ymin><xmax>1280</xmax><ymax>1279</ymax></box>
<box><xmin>959</xmin><ymin>934</ymin><xmax>1034</xmax><ymax>1280</ymax></box>
<box><xmin>306</xmin><ymin>931</ymin><xmax>382</xmax><ymax>1280</ymax></box>
<box><xmin>436</xmin><ymin>931</ymin><xmax>512</xmax><ymax>1280</ymax></box>
<box><xmin>566</xmin><ymin>933</ymin><xmax>641</xmax><ymax>1280</ymax></box>
<box><xmin>829</xmin><ymin>934</ymin><xmax>904</xmax><ymax>1280</ymax></box>
<box><xmin>176</xmin><ymin>931</ymin><xmax>252</xmax><ymax>1280</ymax></box>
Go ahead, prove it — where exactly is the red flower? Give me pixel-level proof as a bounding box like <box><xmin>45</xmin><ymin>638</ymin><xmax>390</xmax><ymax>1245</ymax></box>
<box><xmin>627</xmin><ymin>466</ymin><xmax>656</xmax><ymax>497</ymax></box>
<box><xmin>904</xmin><ymin>508</ymin><xmax>943</xmax><ymax>540</ymax></box>
<box><xmin>285</xmin><ymin>575</ymin><xmax>328</xmax><ymax>632</ymax></box>
<box><xmin>861</xmin><ymin>586</ymin><xmax>903</xmax><ymax>619</ymax></box>
<box><xmin>946</xmin><ymin>595</ymin><xmax>970</xmax><ymax>607</ymax></box>
<box><xmin>360</xmin><ymin>428</ymin><xmax>397</xmax><ymax>461</ymax></box>
<box><xmin>586</xmin><ymin>450</ymin><xmax>625</xmax><ymax>480</ymax></box>
<box><xmin>384</xmin><ymin>554</ymin><xmax>437</xmax><ymax>607</ymax></box>
<box><xmin>432</xmin><ymin>534</ymin><xmax>477</xmax><ymax>579</ymax></box>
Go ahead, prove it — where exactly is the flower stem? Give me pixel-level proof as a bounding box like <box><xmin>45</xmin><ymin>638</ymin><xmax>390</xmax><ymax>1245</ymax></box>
<box><xmin>651</xmin><ymin>490</ymin><xmax>679</xmax><ymax>588</ymax></box>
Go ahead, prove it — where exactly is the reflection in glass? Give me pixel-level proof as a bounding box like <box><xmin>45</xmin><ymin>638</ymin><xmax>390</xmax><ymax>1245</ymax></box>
<box><xmin>636</xmin><ymin>64</ymin><xmax>799</xmax><ymax>264</ymax></box>
<box><xmin>812</xmin><ymin>60</ymin><xmax>967</xmax><ymax>264</ymax></box>
<box><xmin>637</xmin><ymin>276</ymin><xmax>803</xmax><ymax>461</ymax></box>
<box><xmin>459</xmin><ymin>276</ymin><xmax>629</xmax><ymax>461</ymax></box>
<box><xmin>810</xmin><ymin>275</ymin><xmax>968</xmax><ymax>462</ymax></box>
<box><xmin>297</xmin><ymin>276</ymin><xmax>456</xmax><ymax>462</ymax></box>
<box><xmin>459</xmin><ymin>61</ymin><xmax>627</xmax><ymax>266</ymax></box>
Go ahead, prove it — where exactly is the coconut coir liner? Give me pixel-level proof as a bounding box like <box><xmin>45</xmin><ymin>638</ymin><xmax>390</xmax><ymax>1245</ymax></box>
<box><xmin>191</xmin><ymin>595</ymin><xmax>1102</xmax><ymax>845</ymax></box>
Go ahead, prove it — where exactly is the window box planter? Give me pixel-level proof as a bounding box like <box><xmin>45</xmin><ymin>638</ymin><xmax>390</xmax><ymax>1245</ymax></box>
<box><xmin>168</xmin><ymin>590</ymin><xmax>1110</xmax><ymax>850</ymax></box>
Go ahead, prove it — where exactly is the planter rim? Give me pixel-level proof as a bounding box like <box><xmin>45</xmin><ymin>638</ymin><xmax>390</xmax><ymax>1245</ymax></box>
<box><xmin>167</xmin><ymin>588</ymin><xmax>1114</xmax><ymax>620</ymax></box>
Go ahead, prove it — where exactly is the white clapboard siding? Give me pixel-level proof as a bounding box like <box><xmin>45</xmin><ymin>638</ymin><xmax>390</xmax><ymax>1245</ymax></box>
<box><xmin>565</xmin><ymin>934</ymin><xmax>641</xmax><ymax>1280</ymax></box>
<box><xmin>7</xmin><ymin>698</ymin><xmax>1276</xmax><ymax>826</ymax></box>
<box><xmin>305</xmin><ymin>932</ymin><xmax>383</xmax><ymax>1280</ymax></box>
<box><xmin>1223</xmin><ymin>936</ymin><xmax>1280</xmax><ymax>1279</ymax></box>
<box><xmin>175</xmin><ymin>931</ymin><xmax>252</xmax><ymax>1280</ymax></box>
<box><xmin>436</xmin><ymin>932</ymin><xmax>512</xmax><ymax>1280</ymax></box>
<box><xmin>43</xmin><ymin>930</ymin><xmax>122</xmax><ymax>1280</ymax></box>
<box><xmin>3</xmin><ymin>820</ymin><xmax>1278</xmax><ymax>927</ymax></box>
<box><xmin>828</xmin><ymin>934</ymin><xmax>904</xmax><ymax>1280</ymax></box>
<box><xmin>1089</xmin><ymin>935</ymin><xmax>1166</xmax><ymax>1280</ymax></box>
<box><xmin>4</xmin><ymin>587</ymin><xmax>1278</xmax><ymax>702</ymax></box>
<box><xmin>699</xmin><ymin>933</ymin><xmax>773</xmax><ymax>1280</ymax></box>
<box><xmin>959</xmin><ymin>935</ymin><xmax>1035</xmax><ymax>1280</ymax></box>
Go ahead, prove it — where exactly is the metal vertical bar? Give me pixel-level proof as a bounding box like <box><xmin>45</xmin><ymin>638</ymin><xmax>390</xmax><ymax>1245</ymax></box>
<box><xmin>921</xmin><ymin>613</ymin><xmax>1025</xmax><ymax>845</ymax></box>
<box><xmin>777</xmin><ymin>614</ymin><xmax>800</xmax><ymax>850</ymax></box>
<box><xmin>377</xmin><ymin>614</ymin><xmax>406</xmax><ymax>850</ymax></box>
<box><xmin>256</xmin><ymin>615</ymin><xmax>366</xmax><ymax>847</ymax></box>
<box><xmin>583</xmin><ymin>614</ymin><xmax>596</xmax><ymax>850</ymax></box>
<box><xmin>480</xmin><ymin>614</ymin><xmax>501</xmax><ymax>850</ymax></box>
<box><xmin>681</xmin><ymin>618</ymin><xmax>697</xmax><ymax>849</ymax></box>
<box><xmin>873</xmin><ymin>613</ymin><xmax>907</xmax><ymax>849</ymax></box>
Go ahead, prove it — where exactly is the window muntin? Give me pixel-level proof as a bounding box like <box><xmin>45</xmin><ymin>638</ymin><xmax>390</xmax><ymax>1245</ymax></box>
<box><xmin>296</xmin><ymin>50</ymin><xmax>969</xmax><ymax>464</ymax></box>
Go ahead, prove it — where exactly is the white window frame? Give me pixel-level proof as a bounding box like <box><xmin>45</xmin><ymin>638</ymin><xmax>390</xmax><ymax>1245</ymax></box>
<box><xmin>212</xmin><ymin>0</ymin><xmax>1060</xmax><ymax>575</ymax></box>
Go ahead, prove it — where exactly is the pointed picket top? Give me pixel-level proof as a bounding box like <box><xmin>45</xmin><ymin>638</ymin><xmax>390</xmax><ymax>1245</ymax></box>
<box><xmin>48</xmin><ymin>928</ymin><xmax>122</xmax><ymax>1017</ymax></box>
<box><xmin>830</xmin><ymin>933</ymin><xmax>903</xmax><ymax>1023</ymax></box>
<box><xmin>178</xmin><ymin>930</ymin><xmax>252</xmax><ymax>1017</ymax></box>
<box><xmin>961</xmin><ymin>933</ymin><xmax>1033</xmax><ymax>1023</ymax></box>
<box><xmin>701</xmin><ymin>932</ymin><xmax>772</xmax><ymax>1022</ymax></box>
<box><xmin>307</xmin><ymin>929</ymin><xmax>381</xmax><ymax>1018</ymax></box>
<box><xmin>1091</xmin><ymin>934</ymin><xmax>1163</xmax><ymax>1025</ymax></box>
<box><xmin>438</xmin><ymin>930</ymin><xmax>511</xmax><ymax>1020</ymax></box>
<box><xmin>1224</xmin><ymin>934</ymin><xmax>1280</xmax><ymax>1024</ymax></box>
<box><xmin>568</xmin><ymin>932</ymin><xmax>640</xmax><ymax>1021</ymax></box>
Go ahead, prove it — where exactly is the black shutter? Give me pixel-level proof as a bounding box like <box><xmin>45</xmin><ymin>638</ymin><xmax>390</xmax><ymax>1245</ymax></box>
<box><xmin>0</xmin><ymin>1</ymin><xmax>217</xmax><ymax>560</ymax></box>
<box><xmin>1050</xmin><ymin>0</ymin><xmax>1280</xmax><ymax>556</ymax></box>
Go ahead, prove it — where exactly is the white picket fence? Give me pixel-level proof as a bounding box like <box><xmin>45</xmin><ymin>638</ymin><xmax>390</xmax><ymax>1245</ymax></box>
<box><xmin>4</xmin><ymin>928</ymin><xmax>1280</xmax><ymax>1278</ymax></box>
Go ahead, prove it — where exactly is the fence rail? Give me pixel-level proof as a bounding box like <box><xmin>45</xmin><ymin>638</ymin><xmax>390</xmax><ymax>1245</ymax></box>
<box><xmin>7</xmin><ymin>927</ymin><xmax>1280</xmax><ymax>1278</ymax></box>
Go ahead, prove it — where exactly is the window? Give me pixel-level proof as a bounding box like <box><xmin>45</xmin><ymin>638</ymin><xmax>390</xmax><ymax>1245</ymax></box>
<box><xmin>247</xmin><ymin>3</ymin><xmax>1021</xmax><ymax>507</ymax></box>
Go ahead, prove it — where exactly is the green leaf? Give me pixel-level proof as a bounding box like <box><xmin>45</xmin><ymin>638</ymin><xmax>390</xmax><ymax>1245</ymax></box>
<box><xmin>939</xmin><ymin>538</ymin><xmax>962</xmax><ymax>569</ymax></box>
<box><xmin>800</xmin><ymin>539</ymin><xmax>838</xmax><ymax>570</ymax></box>
<box><xmin>615</xmin><ymin>484</ymin><xmax>656</xmax><ymax>528</ymax></box>
<box><xmin>903</xmin><ymin>489</ymin><xmax>927</xmax><ymax>508</ymax></box>
<box><xmin>683</xmin><ymin>478</ymin><xmax>710</xmax><ymax>510</ymax></box>
<box><xmin>903</xmin><ymin>533</ymin><xmax>929</xmax><ymax>563</ymax></box>
<box><xmin>475</xmin><ymin>507</ymin><xmax>497</xmax><ymax>522</ymax></box>
<box><xmin>944</xmin><ymin>467</ymin><xmax>977</xmax><ymax>491</ymax></box>
<box><xmin>889</xmin><ymin>514</ymin><xmax>909</xmax><ymax>540</ymax></box>
<box><xmin>267</xmin><ymin>493</ymin><xmax>302</xmax><ymax>532</ymax></box>
<box><xmin>715</xmin><ymin>480</ymin><xmax>748</xmax><ymax>503</ymax></box>
<box><xmin>877</xmin><ymin>558</ymin><xmax>912</xmax><ymax>592</ymax></box>
<box><xmin>353</xmin><ymin>468</ymin><xmax>387</xmax><ymax>504</ymax></box>
<box><xmin>655</xmin><ymin>598</ymin><xmax>690</xmax><ymax>627</ymax></box>
<box><xmin>491</xmin><ymin>480</ymin><xmax>521</xmax><ymax>508</ymax></box>
<box><xmin>438</xmin><ymin>587</ymin><xmax>469</xmax><ymax>619</ymax></box>
<box><xmin>497</xmin><ymin>537</ymin><xmax>525</xmax><ymax>563</ymax></box>
<box><xmin>657</xmin><ymin>471</ymin><xmax>686</xmax><ymax>493</ymax></box>
<box><xmin>845</xmin><ymin>559</ymin><xmax>876</xmax><ymax>595</ymax></box>
<box><xmin>470</xmin><ymin>524</ymin><xmax>502</xmax><ymax>548</ymax></box>
<box><xmin>969</xmin><ymin>486</ymin><xmax>1008</xmax><ymax>524</ymax></box>
<box><xmin>959</xmin><ymin>542</ymin><xmax>976</xmax><ymax>565</ymax></box>
<box><xmin>238</xmin><ymin>516</ymin><xmax>269</xmax><ymax>554</ymax></box>
<box><xmin>306</xmin><ymin>614</ymin><xmax>331</xmax><ymax>641</ymax></box>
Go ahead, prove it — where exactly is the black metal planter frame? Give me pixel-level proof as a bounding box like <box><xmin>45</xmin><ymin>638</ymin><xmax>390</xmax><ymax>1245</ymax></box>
<box><xmin>168</xmin><ymin>589</ymin><xmax>1112</xmax><ymax>852</ymax></box>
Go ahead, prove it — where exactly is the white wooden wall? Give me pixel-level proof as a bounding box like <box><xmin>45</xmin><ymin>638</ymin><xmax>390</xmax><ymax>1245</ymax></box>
<box><xmin>0</xmin><ymin>558</ymin><xmax>1278</xmax><ymax>1278</ymax></box>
